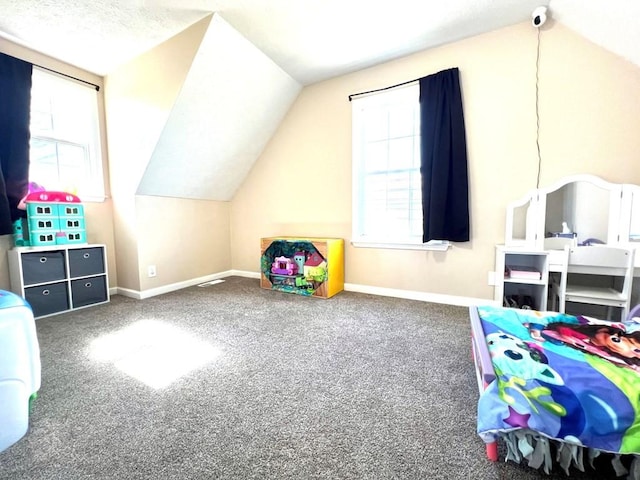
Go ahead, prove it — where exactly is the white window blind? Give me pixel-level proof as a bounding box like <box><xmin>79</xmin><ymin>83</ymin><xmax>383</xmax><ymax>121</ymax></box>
<box><xmin>351</xmin><ymin>82</ymin><xmax>448</xmax><ymax>251</ymax></box>
<box><xmin>351</xmin><ymin>83</ymin><xmax>421</xmax><ymax>244</ymax></box>
<box><xmin>29</xmin><ymin>68</ymin><xmax>104</xmax><ymax>201</ymax></box>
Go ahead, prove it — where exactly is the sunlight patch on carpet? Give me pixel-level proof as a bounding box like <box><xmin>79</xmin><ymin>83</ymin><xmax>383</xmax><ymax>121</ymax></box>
<box><xmin>88</xmin><ymin>320</ymin><xmax>221</xmax><ymax>389</ymax></box>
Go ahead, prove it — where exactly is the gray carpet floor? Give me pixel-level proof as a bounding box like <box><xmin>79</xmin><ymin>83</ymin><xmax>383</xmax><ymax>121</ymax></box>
<box><xmin>0</xmin><ymin>276</ymin><xmax>623</xmax><ymax>479</ymax></box>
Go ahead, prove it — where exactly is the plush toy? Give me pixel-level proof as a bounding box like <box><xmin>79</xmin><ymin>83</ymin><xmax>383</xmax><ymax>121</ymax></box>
<box><xmin>17</xmin><ymin>182</ymin><xmax>46</xmax><ymax>211</ymax></box>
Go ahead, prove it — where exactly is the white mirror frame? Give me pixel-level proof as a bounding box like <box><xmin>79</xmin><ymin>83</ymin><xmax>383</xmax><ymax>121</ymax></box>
<box><xmin>504</xmin><ymin>174</ymin><xmax>634</xmax><ymax>250</ymax></box>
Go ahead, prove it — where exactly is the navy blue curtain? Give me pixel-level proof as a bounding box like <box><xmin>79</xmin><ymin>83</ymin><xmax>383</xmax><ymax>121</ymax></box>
<box><xmin>0</xmin><ymin>53</ymin><xmax>32</xmax><ymax>235</ymax></box>
<box><xmin>419</xmin><ymin>67</ymin><xmax>469</xmax><ymax>242</ymax></box>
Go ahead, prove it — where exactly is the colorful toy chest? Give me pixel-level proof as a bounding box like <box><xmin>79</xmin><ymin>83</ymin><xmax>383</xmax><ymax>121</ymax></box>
<box><xmin>0</xmin><ymin>290</ymin><xmax>41</xmax><ymax>453</ymax></box>
<box><xmin>14</xmin><ymin>191</ymin><xmax>87</xmax><ymax>247</ymax></box>
<box><xmin>260</xmin><ymin>237</ymin><xmax>345</xmax><ymax>298</ymax></box>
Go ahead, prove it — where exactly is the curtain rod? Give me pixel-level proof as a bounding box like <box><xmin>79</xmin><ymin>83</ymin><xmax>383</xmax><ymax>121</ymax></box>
<box><xmin>348</xmin><ymin>77</ymin><xmax>419</xmax><ymax>101</ymax></box>
<box><xmin>34</xmin><ymin>64</ymin><xmax>100</xmax><ymax>92</ymax></box>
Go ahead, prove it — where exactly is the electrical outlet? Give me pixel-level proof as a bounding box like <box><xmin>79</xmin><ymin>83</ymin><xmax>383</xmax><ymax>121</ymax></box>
<box><xmin>147</xmin><ymin>265</ymin><xmax>157</xmax><ymax>278</ymax></box>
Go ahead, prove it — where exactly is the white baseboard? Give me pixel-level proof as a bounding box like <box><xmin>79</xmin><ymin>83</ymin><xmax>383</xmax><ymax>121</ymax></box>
<box><xmin>113</xmin><ymin>269</ymin><xmax>494</xmax><ymax>307</ymax></box>
<box><xmin>115</xmin><ymin>270</ymin><xmax>238</xmax><ymax>300</ymax></box>
<box><xmin>344</xmin><ymin>282</ymin><xmax>494</xmax><ymax>307</ymax></box>
<box><xmin>230</xmin><ymin>269</ymin><xmax>261</xmax><ymax>279</ymax></box>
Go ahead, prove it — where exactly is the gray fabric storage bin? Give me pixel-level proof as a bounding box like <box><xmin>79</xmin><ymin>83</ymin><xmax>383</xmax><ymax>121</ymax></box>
<box><xmin>71</xmin><ymin>276</ymin><xmax>107</xmax><ymax>308</ymax></box>
<box><xmin>68</xmin><ymin>248</ymin><xmax>105</xmax><ymax>278</ymax></box>
<box><xmin>24</xmin><ymin>282</ymin><xmax>69</xmax><ymax>317</ymax></box>
<box><xmin>21</xmin><ymin>251</ymin><xmax>66</xmax><ymax>286</ymax></box>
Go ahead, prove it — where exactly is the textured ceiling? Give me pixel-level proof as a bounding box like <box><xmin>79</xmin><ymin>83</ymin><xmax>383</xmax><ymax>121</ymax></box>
<box><xmin>550</xmin><ymin>0</ymin><xmax>640</xmax><ymax>70</ymax></box>
<box><xmin>1</xmin><ymin>0</ymin><xmax>638</xmax><ymax>203</ymax></box>
<box><xmin>2</xmin><ymin>0</ymin><xmax>637</xmax><ymax>86</ymax></box>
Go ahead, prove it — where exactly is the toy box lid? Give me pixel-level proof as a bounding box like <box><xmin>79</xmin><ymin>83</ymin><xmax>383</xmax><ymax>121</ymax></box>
<box><xmin>0</xmin><ymin>290</ymin><xmax>30</xmax><ymax>310</ymax></box>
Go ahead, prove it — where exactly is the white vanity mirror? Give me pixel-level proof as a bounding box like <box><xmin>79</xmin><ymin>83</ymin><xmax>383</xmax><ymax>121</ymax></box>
<box><xmin>544</xmin><ymin>180</ymin><xmax>612</xmax><ymax>245</ymax></box>
<box><xmin>504</xmin><ymin>174</ymin><xmax>636</xmax><ymax>250</ymax></box>
<box><xmin>628</xmin><ymin>190</ymin><xmax>640</xmax><ymax>243</ymax></box>
<box><xmin>505</xmin><ymin>195</ymin><xmax>534</xmax><ymax>246</ymax></box>
<box><xmin>498</xmin><ymin>174</ymin><xmax>640</xmax><ymax>311</ymax></box>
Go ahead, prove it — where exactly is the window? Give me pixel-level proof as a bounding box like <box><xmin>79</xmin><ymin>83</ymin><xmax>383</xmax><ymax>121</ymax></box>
<box><xmin>351</xmin><ymin>83</ymin><xmax>448</xmax><ymax>250</ymax></box>
<box><xmin>29</xmin><ymin>68</ymin><xmax>104</xmax><ymax>201</ymax></box>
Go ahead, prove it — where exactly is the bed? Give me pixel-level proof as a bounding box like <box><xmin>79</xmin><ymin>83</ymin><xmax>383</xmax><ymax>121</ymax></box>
<box><xmin>470</xmin><ymin>304</ymin><xmax>640</xmax><ymax>478</ymax></box>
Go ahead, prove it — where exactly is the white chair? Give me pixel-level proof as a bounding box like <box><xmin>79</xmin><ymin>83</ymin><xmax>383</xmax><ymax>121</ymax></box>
<box><xmin>558</xmin><ymin>245</ymin><xmax>635</xmax><ymax>321</ymax></box>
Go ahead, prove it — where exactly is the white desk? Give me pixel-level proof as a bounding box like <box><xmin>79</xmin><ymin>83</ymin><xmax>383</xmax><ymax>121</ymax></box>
<box><xmin>546</xmin><ymin>247</ymin><xmax>640</xmax><ymax>275</ymax></box>
<box><xmin>495</xmin><ymin>245</ymin><xmax>638</xmax><ymax>312</ymax></box>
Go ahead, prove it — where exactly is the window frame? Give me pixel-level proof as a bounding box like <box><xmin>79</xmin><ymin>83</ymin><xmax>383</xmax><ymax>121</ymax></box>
<box><xmin>29</xmin><ymin>67</ymin><xmax>106</xmax><ymax>202</ymax></box>
<box><xmin>351</xmin><ymin>83</ymin><xmax>449</xmax><ymax>252</ymax></box>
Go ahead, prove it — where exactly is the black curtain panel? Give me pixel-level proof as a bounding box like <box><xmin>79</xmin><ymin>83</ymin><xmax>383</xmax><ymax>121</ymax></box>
<box><xmin>0</xmin><ymin>52</ymin><xmax>32</xmax><ymax>235</ymax></box>
<box><xmin>419</xmin><ymin>67</ymin><xmax>470</xmax><ymax>243</ymax></box>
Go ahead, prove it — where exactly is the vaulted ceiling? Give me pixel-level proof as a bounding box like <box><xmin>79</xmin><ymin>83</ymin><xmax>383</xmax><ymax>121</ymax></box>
<box><xmin>2</xmin><ymin>1</ymin><xmax>639</xmax><ymax>84</ymax></box>
<box><xmin>1</xmin><ymin>0</ymin><xmax>638</xmax><ymax>201</ymax></box>
<box><xmin>135</xmin><ymin>14</ymin><xmax>302</xmax><ymax>201</ymax></box>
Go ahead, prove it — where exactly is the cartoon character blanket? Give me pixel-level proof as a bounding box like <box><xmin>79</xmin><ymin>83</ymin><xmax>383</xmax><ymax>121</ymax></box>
<box><xmin>476</xmin><ymin>306</ymin><xmax>640</xmax><ymax>477</ymax></box>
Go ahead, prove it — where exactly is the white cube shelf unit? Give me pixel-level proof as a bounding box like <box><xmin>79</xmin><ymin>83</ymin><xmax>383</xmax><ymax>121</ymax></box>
<box><xmin>494</xmin><ymin>246</ymin><xmax>550</xmax><ymax>311</ymax></box>
<box><xmin>8</xmin><ymin>244</ymin><xmax>109</xmax><ymax>319</ymax></box>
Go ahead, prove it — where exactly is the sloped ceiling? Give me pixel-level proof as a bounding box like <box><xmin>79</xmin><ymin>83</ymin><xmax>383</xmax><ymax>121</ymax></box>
<box><xmin>1</xmin><ymin>1</ymin><xmax>639</xmax><ymax>84</ymax></box>
<box><xmin>0</xmin><ymin>0</ymin><xmax>638</xmax><ymax>202</ymax></box>
<box><xmin>136</xmin><ymin>15</ymin><xmax>301</xmax><ymax>201</ymax></box>
<box><xmin>550</xmin><ymin>0</ymin><xmax>640</xmax><ymax>68</ymax></box>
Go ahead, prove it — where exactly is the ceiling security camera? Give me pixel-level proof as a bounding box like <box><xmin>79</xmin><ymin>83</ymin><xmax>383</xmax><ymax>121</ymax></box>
<box><xmin>532</xmin><ymin>6</ymin><xmax>548</xmax><ymax>28</ymax></box>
